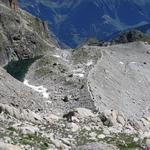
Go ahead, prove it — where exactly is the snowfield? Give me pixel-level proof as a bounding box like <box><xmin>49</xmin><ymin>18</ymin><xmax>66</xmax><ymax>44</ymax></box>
<box><xmin>23</xmin><ymin>80</ymin><xmax>49</xmax><ymax>99</ymax></box>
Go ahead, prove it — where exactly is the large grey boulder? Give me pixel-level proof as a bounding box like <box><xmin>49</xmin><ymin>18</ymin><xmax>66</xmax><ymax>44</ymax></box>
<box><xmin>0</xmin><ymin>142</ymin><xmax>21</xmax><ymax>150</ymax></box>
<box><xmin>99</xmin><ymin>109</ymin><xmax>126</xmax><ymax>127</ymax></box>
<box><xmin>75</xmin><ymin>107</ymin><xmax>95</xmax><ymax>118</ymax></box>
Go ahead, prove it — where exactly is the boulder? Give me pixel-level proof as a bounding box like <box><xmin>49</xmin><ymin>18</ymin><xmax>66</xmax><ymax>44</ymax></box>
<box><xmin>75</xmin><ymin>108</ymin><xmax>95</xmax><ymax>118</ymax></box>
<box><xmin>145</xmin><ymin>139</ymin><xmax>150</xmax><ymax>150</ymax></box>
<box><xmin>66</xmin><ymin>122</ymin><xmax>80</xmax><ymax>132</ymax></box>
<box><xmin>45</xmin><ymin>114</ymin><xmax>60</xmax><ymax>122</ymax></box>
<box><xmin>0</xmin><ymin>142</ymin><xmax>21</xmax><ymax>150</ymax></box>
<box><xmin>117</xmin><ymin>115</ymin><xmax>126</xmax><ymax>126</ymax></box>
<box><xmin>100</xmin><ymin>110</ymin><xmax>126</xmax><ymax>127</ymax></box>
<box><xmin>99</xmin><ymin>110</ymin><xmax>114</xmax><ymax>127</ymax></box>
<box><xmin>98</xmin><ymin>134</ymin><xmax>106</xmax><ymax>139</ymax></box>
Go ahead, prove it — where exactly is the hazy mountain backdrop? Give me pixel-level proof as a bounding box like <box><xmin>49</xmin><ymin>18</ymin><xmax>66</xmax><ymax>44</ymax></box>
<box><xmin>19</xmin><ymin>0</ymin><xmax>150</xmax><ymax>47</ymax></box>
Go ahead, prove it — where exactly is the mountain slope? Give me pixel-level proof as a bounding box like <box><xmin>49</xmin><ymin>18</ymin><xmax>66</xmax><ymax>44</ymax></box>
<box><xmin>19</xmin><ymin>0</ymin><xmax>150</xmax><ymax>47</ymax></box>
<box><xmin>0</xmin><ymin>0</ymin><xmax>150</xmax><ymax>149</ymax></box>
<box><xmin>0</xmin><ymin>0</ymin><xmax>58</xmax><ymax>66</ymax></box>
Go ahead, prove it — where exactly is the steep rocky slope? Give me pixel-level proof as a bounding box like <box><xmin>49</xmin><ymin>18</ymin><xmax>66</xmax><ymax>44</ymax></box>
<box><xmin>1</xmin><ymin>41</ymin><xmax>150</xmax><ymax>149</ymax></box>
<box><xmin>0</xmin><ymin>67</ymin><xmax>47</xmax><ymax>113</ymax></box>
<box><xmin>24</xmin><ymin>47</ymin><xmax>99</xmax><ymax>115</ymax></box>
<box><xmin>88</xmin><ymin>42</ymin><xmax>150</xmax><ymax>120</ymax></box>
<box><xmin>25</xmin><ymin>41</ymin><xmax>150</xmax><ymax>128</ymax></box>
<box><xmin>0</xmin><ymin>0</ymin><xmax>58</xmax><ymax>66</ymax></box>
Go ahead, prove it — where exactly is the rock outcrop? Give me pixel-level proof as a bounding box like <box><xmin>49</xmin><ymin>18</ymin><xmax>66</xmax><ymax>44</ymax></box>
<box><xmin>0</xmin><ymin>0</ymin><xmax>58</xmax><ymax>66</ymax></box>
<box><xmin>112</xmin><ymin>30</ymin><xmax>150</xmax><ymax>44</ymax></box>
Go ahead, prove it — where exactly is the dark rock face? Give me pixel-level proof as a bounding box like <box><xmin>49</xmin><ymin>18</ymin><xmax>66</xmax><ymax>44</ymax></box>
<box><xmin>0</xmin><ymin>0</ymin><xmax>57</xmax><ymax>66</ymax></box>
<box><xmin>112</xmin><ymin>30</ymin><xmax>150</xmax><ymax>44</ymax></box>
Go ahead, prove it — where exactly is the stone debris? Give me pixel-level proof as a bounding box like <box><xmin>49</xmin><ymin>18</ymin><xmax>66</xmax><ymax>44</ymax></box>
<box><xmin>0</xmin><ymin>103</ymin><xmax>43</xmax><ymax>124</ymax></box>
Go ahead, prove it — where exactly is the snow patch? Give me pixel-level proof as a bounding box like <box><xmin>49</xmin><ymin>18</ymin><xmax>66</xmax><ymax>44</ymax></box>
<box><xmin>73</xmin><ymin>68</ymin><xmax>85</xmax><ymax>73</ymax></box>
<box><xmin>119</xmin><ymin>61</ymin><xmax>124</xmax><ymax>65</ymax></box>
<box><xmin>73</xmin><ymin>68</ymin><xmax>85</xmax><ymax>78</ymax></box>
<box><xmin>73</xmin><ymin>73</ymin><xmax>84</xmax><ymax>78</ymax></box>
<box><xmin>130</xmin><ymin>62</ymin><xmax>137</xmax><ymax>64</ymax></box>
<box><xmin>53</xmin><ymin>54</ymin><xmax>61</xmax><ymax>58</ymax></box>
<box><xmin>86</xmin><ymin>60</ymin><xmax>93</xmax><ymax>66</ymax></box>
<box><xmin>52</xmin><ymin>54</ymin><xmax>69</xmax><ymax>62</ymax></box>
<box><xmin>23</xmin><ymin>80</ymin><xmax>49</xmax><ymax>99</ymax></box>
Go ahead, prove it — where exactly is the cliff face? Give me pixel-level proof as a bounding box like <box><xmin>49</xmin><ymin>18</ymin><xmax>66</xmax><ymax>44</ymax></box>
<box><xmin>0</xmin><ymin>0</ymin><xmax>57</xmax><ymax>66</ymax></box>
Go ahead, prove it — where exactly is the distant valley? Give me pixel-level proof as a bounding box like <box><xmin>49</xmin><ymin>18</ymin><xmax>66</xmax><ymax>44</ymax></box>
<box><xmin>18</xmin><ymin>0</ymin><xmax>150</xmax><ymax>47</ymax></box>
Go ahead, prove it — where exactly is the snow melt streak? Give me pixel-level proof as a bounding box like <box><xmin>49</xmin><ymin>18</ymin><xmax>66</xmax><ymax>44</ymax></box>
<box><xmin>23</xmin><ymin>80</ymin><xmax>49</xmax><ymax>99</ymax></box>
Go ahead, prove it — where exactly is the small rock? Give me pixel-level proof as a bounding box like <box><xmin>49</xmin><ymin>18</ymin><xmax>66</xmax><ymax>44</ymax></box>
<box><xmin>61</xmin><ymin>138</ymin><xmax>71</xmax><ymax>146</ymax></box>
<box><xmin>67</xmin><ymin>123</ymin><xmax>79</xmax><ymax>132</ymax></box>
<box><xmin>45</xmin><ymin>114</ymin><xmax>60</xmax><ymax>122</ymax></box>
<box><xmin>62</xmin><ymin>96</ymin><xmax>69</xmax><ymax>102</ymax></box>
<box><xmin>83</xmin><ymin>126</ymin><xmax>91</xmax><ymax>131</ymax></box>
<box><xmin>68</xmin><ymin>135</ymin><xmax>73</xmax><ymax>138</ymax></box>
<box><xmin>117</xmin><ymin>115</ymin><xmax>126</xmax><ymax>126</ymax></box>
<box><xmin>98</xmin><ymin>134</ymin><xmax>106</xmax><ymax>139</ymax></box>
<box><xmin>76</xmin><ymin>108</ymin><xmax>95</xmax><ymax>118</ymax></box>
<box><xmin>103</xmin><ymin>128</ymin><xmax>110</xmax><ymax>135</ymax></box>
<box><xmin>72</xmin><ymin>116</ymin><xmax>80</xmax><ymax>123</ymax></box>
<box><xmin>133</xmin><ymin>137</ymin><xmax>139</xmax><ymax>142</ymax></box>
<box><xmin>89</xmin><ymin>132</ymin><xmax>97</xmax><ymax>138</ymax></box>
